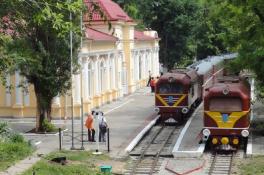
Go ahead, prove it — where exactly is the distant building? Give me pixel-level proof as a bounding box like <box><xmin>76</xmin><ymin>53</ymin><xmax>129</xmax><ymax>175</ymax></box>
<box><xmin>0</xmin><ymin>0</ymin><xmax>160</xmax><ymax>118</ymax></box>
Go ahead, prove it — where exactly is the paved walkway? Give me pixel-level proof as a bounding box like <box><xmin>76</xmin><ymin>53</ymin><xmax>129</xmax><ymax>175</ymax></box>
<box><xmin>0</xmin><ymin>87</ymin><xmax>157</xmax><ymax>175</ymax></box>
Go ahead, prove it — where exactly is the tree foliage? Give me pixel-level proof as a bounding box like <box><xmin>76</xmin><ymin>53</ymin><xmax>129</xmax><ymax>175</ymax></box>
<box><xmin>137</xmin><ymin>0</ymin><xmax>201</xmax><ymax>69</ymax></box>
<box><xmin>114</xmin><ymin>0</ymin><xmax>228</xmax><ymax>69</ymax></box>
<box><xmin>211</xmin><ymin>0</ymin><xmax>264</xmax><ymax>95</ymax></box>
<box><xmin>0</xmin><ymin>0</ymin><xmax>83</xmax><ymax>131</ymax></box>
<box><xmin>194</xmin><ymin>0</ymin><xmax>228</xmax><ymax>60</ymax></box>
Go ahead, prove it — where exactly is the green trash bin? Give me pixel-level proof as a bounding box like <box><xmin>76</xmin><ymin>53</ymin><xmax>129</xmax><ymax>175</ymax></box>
<box><xmin>100</xmin><ymin>165</ymin><xmax>112</xmax><ymax>174</ymax></box>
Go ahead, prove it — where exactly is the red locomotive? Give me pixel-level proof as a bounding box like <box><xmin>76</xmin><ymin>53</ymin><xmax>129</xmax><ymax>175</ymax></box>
<box><xmin>202</xmin><ymin>77</ymin><xmax>250</xmax><ymax>150</ymax></box>
<box><xmin>155</xmin><ymin>69</ymin><xmax>200</xmax><ymax>122</ymax></box>
<box><xmin>155</xmin><ymin>55</ymin><xmax>234</xmax><ymax>123</ymax></box>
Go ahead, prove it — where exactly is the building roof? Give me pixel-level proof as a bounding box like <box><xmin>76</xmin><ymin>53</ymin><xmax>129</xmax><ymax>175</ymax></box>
<box><xmin>134</xmin><ymin>30</ymin><xmax>156</xmax><ymax>41</ymax></box>
<box><xmin>85</xmin><ymin>28</ymin><xmax>118</xmax><ymax>41</ymax></box>
<box><xmin>83</xmin><ymin>0</ymin><xmax>133</xmax><ymax>22</ymax></box>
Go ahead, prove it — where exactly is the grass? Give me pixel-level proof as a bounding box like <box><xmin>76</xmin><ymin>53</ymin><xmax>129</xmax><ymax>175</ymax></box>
<box><xmin>238</xmin><ymin>156</ymin><xmax>264</xmax><ymax>175</ymax></box>
<box><xmin>0</xmin><ymin>142</ymin><xmax>34</xmax><ymax>171</ymax></box>
<box><xmin>22</xmin><ymin>150</ymin><xmax>110</xmax><ymax>175</ymax></box>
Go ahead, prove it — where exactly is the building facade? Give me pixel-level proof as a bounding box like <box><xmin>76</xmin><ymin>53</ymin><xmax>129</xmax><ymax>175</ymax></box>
<box><xmin>0</xmin><ymin>0</ymin><xmax>160</xmax><ymax>118</ymax></box>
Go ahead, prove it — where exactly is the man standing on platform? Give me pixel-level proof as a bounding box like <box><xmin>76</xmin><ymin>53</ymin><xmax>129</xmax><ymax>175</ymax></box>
<box><xmin>98</xmin><ymin>112</ymin><xmax>108</xmax><ymax>142</ymax></box>
<box><xmin>85</xmin><ymin>111</ymin><xmax>95</xmax><ymax>142</ymax></box>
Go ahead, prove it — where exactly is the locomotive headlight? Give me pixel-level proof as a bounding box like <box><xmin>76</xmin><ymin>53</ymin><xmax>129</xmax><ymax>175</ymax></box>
<box><xmin>203</xmin><ymin>129</ymin><xmax>211</xmax><ymax>136</ymax></box>
<box><xmin>154</xmin><ymin>107</ymin><xmax>160</xmax><ymax>113</ymax></box>
<box><xmin>241</xmin><ymin>130</ymin><xmax>249</xmax><ymax>137</ymax></box>
<box><xmin>223</xmin><ymin>88</ymin><xmax>229</xmax><ymax>95</ymax></box>
<box><xmin>182</xmin><ymin>107</ymin><xmax>189</xmax><ymax>114</ymax></box>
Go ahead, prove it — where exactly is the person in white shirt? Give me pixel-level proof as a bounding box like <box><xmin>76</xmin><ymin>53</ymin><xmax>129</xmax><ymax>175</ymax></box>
<box><xmin>97</xmin><ymin>112</ymin><xmax>108</xmax><ymax>142</ymax></box>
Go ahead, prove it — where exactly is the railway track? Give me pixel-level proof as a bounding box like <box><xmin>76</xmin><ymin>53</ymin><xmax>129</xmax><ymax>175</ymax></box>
<box><xmin>208</xmin><ymin>150</ymin><xmax>243</xmax><ymax>175</ymax></box>
<box><xmin>208</xmin><ymin>152</ymin><xmax>233</xmax><ymax>175</ymax></box>
<box><xmin>125</xmin><ymin>125</ymin><xmax>178</xmax><ymax>175</ymax></box>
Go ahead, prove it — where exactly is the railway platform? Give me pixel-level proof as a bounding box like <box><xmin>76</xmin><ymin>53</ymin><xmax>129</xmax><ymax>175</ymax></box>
<box><xmin>248</xmin><ymin>100</ymin><xmax>264</xmax><ymax>156</ymax></box>
<box><xmin>172</xmin><ymin>103</ymin><xmax>206</xmax><ymax>158</ymax></box>
<box><xmin>58</xmin><ymin>87</ymin><xmax>158</xmax><ymax>158</ymax></box>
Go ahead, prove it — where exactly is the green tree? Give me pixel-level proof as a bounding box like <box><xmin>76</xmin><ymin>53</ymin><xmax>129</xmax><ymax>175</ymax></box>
<box><xmin>138</xmin><ymin>0</ymin><xmax>201</xmax><ymax>70</ymax></box>
<box><xmin>212</xmin><ymin>0</ymin><xmax>264</xmax><ymax>95</ymax></box>
<box><xmin>113</xmin><ymin>0</ymin><xmax>145</xmax><ymax>29</ymax></box>
<box><xmin>114</xmin><ymin>0</ymin><xmax>229</xmax><ymax>66</ymax></box>
<box><xmin>194</xmin><ymin>0</ymin><xmax>228</xmax><ymax>60</ymax></box>
<box><xmin>0</xmin><ymin>1</ymin><xmax>83</xmax><ymax>131</ymax></box>
<box><xmin>0</xmin><ymin>34</ymin><xmax>13</xmax><ymax>84</ymax></box>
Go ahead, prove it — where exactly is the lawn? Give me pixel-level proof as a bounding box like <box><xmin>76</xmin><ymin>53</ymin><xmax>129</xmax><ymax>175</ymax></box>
<box><xmin>238</xmin><ymin>156</ymin><xmax>264</xmax><ymax>175</ymax></box>
<box><xmin>22</xmin><ymin>150</ymin><xmax>113</xmax><ymax>175</ymax></box>
<box><xmin>0</xmin><ymin>142</ymin><xmax>34</xmax><ymax>171</ymax></box>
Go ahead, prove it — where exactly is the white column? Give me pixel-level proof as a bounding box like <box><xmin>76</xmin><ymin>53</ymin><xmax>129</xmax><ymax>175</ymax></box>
<box><xmin>150</xmin><ymin>50</ymin><xmax>154</xmax><ymax>75</ymax></box>
<box><xmin>74</xmin><ymin>71</ymin><xmax>81</xmax><ymax>104</ymax></box>
<box><xmin>82</xmin><ymin>59</ymin><xmax>89</xmax><ymax>100</ymax></box>
<box><xmin>94</xmin><ymin>56</ymin><xmax>99</xmax><ymax>95</ymax></box>
<box><xmin>134</xmin><ymin>52</ymin><xmax>138</xmax><ymax>81</ymax></box>
<box><xmin>119</xmin><ymin>54</ymin><xmax>122</xmax><ymax>90</ymax></box>
<box><xmin>5</xmin><ymin>74</ymin><xmax>11</xmax><ymax>106</ymax></box>
<box><xmin>147</xmin><ymin>51</ymin><xmax>151</xmax><ymax>77</ymax></box>
<box><xmin>142</xmin><ymin>51</ymin><xmax>146</xmax><ymax>79</ymax></box>
<box><xmin>133</xmin><ymin>52</ymin><xmax>136</xmax><ymax>83</ymax></box>
<box><xmin>156</xmin><ymin>49</ymin><xmax>160</xmax><ymax>75</ymax></box>
<box><xmin>147</xmin><ymin>51</ymin><xmax>151</xmax><ymax>74</ymax></box>
<box><xmin>111</xmin><ymin>57</ymin><xmax>116</xmax><ymax>89</ymax></box>
<box><xmin>136</xmin><ymin>52</ymin><xmax>139</xmax><ymax>81</ymax></box>
<box><xmin>89</xmin><ymin>62</ymin><xmax>94</xmax><ymax>97</ymax></box>
<box><xmin>15</xmin><ymin>71</ymin><xmax>22</xmax><ymax>105</ymax></box>
<box><xmin>106</xmin><ymin>54</ymin><xmax>110</xmax><ymax>91</ymax></box>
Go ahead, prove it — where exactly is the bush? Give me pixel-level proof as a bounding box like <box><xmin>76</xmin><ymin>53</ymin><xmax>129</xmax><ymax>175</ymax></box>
<box><xmin>0</xmin><ymin>122</ymin><xmax>15</xmax><ymax>142</ymax></box>
<box><xmin>10</xmin><ymin>133</ymin><xmax>25</xmax><ymax>143</ymax></box>
<box><xmin>0</xmin><ymin>122</ymin><xmax>34</xmax><ymax>171</ymax></box>
<box><xmin>42</xmin><ymin>119</ymin><xmax>57</xmax><ymax>132</ymax></box>
<box><xmin>0</xmin><ymin>122</ymin><xmax>8</xmax><ymax>134</ymax></box>
<box><xmin>0</xmin><ymin>142</ymin><xmax>33</xmax><ymax>171</ymax></box>
<box><xmin>0</xmin><ymin>122</ymin><xmax>26</xmax><ymax>143</ymax></box>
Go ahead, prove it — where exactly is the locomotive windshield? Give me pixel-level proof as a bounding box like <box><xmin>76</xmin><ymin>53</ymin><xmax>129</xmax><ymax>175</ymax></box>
<box><xmin>158</xmin><ymin>83</ymin><xmax>183</xmax><ymax>94</ymax></box>
<box><xmin>209</xmin><ymin>97</ymin><xmax>242</xmax><ymax>112</ymax></box>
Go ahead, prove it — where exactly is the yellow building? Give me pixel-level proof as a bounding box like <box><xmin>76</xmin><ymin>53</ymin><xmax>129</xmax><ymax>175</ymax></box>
<box><xmin>0</xmin><ymin>0</ymin><xmax>160</xmax><ymax>118</ymax></box>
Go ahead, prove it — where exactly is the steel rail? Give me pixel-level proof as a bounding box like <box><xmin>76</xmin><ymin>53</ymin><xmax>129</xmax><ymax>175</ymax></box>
<box><xmin>130</xmin><ymin>125</ymin><xmax>165</xmax><ymax>175</ymax></box>
<box><xmin>208</xmin><ymin>152</ymin><xmax>234</xmax><ymax>175</ymax></box>
<box><xmin>149</xmin><ymin>126</ymin><xmax>177</xmax><ymax>175</ymax></box>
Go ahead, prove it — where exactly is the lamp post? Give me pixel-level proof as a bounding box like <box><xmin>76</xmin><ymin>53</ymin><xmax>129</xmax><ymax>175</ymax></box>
<box><xmin>80</xmin><ymin>7</ymin><xmax>85</xmax><ymax>150</ymax></box>
<box><xmin>70</xmin><ymin>0</ymin><xmax>75</xmax><ymax>150</ymax></box>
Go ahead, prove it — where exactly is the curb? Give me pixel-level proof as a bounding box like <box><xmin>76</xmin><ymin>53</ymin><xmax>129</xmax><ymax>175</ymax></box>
<box><xmin>23</xmin><ymin>128</ymin><xmax>68</xmax><ymax>136</ymax></box>
<box><xmin>246</xmin><ymin>134</ymin><xmax>252</xmax><ymax>157</ymax></box>
<box><xmin>125</xmin><ymin>115</ymin><xmax>159</xmax><ymax>152</ymax></box>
